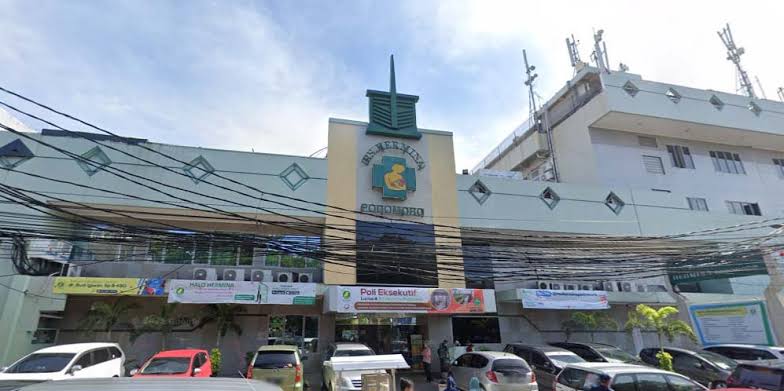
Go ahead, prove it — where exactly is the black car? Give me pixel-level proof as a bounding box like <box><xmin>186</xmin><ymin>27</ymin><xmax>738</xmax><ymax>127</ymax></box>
<box><xmin>727</xmin><ymin>360</ymin><xmax>784</xmax><ymax>390</ymax></box>
<box><xmin>549</xmin><ymin>342</ymin><xmax>643</xmax><ymax>365</ymax></box>
<box><xmin>639</xmin><ymin>347</ymin><xmax>737</xmax><ymax>388</ymax></box>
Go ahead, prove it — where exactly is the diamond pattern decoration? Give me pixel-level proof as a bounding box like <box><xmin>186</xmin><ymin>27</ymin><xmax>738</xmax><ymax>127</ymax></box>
<box><xmin>709</xmin><ymin>95</ymin><xmax>724</xmax><ymax>111</ymax></box>
<box><xmin>77</xmin><ymin>146</ymin><xmax>112</xmax><ymax>176</ymax></box>
<box><xmin>468</xmin><ymin>180</ymin><xmax>492</xmax><ymax>205</ymax></box>
<box><xmin>748</xmin><ymin>101</ymin><xmax>762</xmax><ymax>116</ymax></box>
<box><xmin>183</xmin><ymin>155</ymin><xmax>215</xmax><ymax>183</ymax></box>
<box><xmin>540</xmin><ymin>186</ymin><xmax>560</xmax><ymax>210</ymax></box>
<box><xmin>605</xmin><ymin>191</ymin><xmax>625</xmax><ymax>215</ymax></box>
<box><xmin>0</xmin><ymin>139</ymin><xmax>34</xmax><ymax>169</ymax></box>
<box><xmin>622</xmin><ymin>81</ymin><xmax>640</xmax><ymax>97</ymax></box>
<box><xmin>665</xmin><ymin>88</ymin><xmax>682</xmax><ymax>103</ymax></box>
<box><xmin>279</xmin><ymin>163</ymin><xmax>309</xmax><ymax>191</ymax></box>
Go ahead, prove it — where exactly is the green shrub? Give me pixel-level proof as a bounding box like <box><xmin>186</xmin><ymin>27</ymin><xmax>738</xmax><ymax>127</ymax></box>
<box><xmin>210</xmin><ymin>348</ymin><xmax>222</xmax><ymax>376</ymax></box>
<box><xmin>656</xmin><ymin>350</ymin><xmax>673</xmax><ymax>371</ymax></box>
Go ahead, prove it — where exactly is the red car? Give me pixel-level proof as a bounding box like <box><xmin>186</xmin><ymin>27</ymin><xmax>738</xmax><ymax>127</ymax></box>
<box><xmin>132</xmin><ymin>349</ymin><xmax>212</xmax><ymax>378</ymax></box>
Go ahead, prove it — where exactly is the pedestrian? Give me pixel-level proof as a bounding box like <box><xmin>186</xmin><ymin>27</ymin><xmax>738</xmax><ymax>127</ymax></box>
<box><xmin>445</xmin><ymin>371</ymin><xmax>458</xmax><ymax>391</ymax></box>
<box><xmin>400</xmin><ymin>377</ymin><xmax>414</xmax><ymax>391</ymax></box>
<box><xmin>438</xmin><ymin>339</ymin><xmax>449</xmax><ymax>378</ymax></box>
<box><xmin>422</xmin><ymin>342</ymin><xmax>433</xmax><ymax>383</ymax></box>
<box><xmin>588</xmin><ymin>374</ymin><xmax>612</xmax><ymax>391</ymax></box>
<box><xmin>466</xmin><ymin>341</ymin><xmax>473</xmax><ymax>352</ymax></box>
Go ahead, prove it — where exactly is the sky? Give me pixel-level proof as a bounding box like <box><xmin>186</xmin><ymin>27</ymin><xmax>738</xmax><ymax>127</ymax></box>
<box><xmin>1</xmin><ymin>0</ymin><xmax>784</xmax><ymax>172</ymax></box>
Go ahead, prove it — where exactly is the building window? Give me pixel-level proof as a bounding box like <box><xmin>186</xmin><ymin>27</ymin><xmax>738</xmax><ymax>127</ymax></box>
<box><xmin>774</xmin><ymin>159</ymin><xmax>784</xmax><ymax>177</ymax></box>
<box><xmin>667</xmin><ymin>145</ymin><xmax>695</xmax><ymax>169</ymax></box>
<box><xmin>356</xmin><ymin>221</ymin><xmax>438</xmax><ymax>286</ymax></box>
<box><xmin>687</xmin><ymin>197</ymin><xmax>709</xmax><ymax>212</ymax></box>
<box><xmin>727</xmin><ymin>201</ymin><xmax>762</xmax><ymax>216</ymax></box>
<box><xmin>642</xmin><ymin>155</ymin><xmax>665</xmax><ymax>174</ymax></box>
<box><xmin>710</xmin><ymin>151</ymin><xmax>746</xmax><ymax>174</ymax></box>
<box><xmin>452</xmin><ymin>317</ymin><xmax>501</xmax><ymax>344</ymax></box>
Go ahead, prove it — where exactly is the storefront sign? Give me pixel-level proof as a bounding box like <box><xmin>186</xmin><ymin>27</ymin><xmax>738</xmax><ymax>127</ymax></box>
<box><xmin>521</xmin><ymin>289</ymin><xmax>609</xmax><ymax>310</ymax></box>
<box><xmin>327</xmin><ymin>286</ymin><xmax>496</xmax><ymax>314</ymax></box>
<box><xmin>361</xmin><ymin>142</ymin><xmax>425</xmax><ymax>170</ymax></box>
<box><xmin>360</xmin><ymin>203</ymin><xmax>425</xmax><ymax>217</ymax></box>
<box><xmin>167</xmin><ymin>279</ymin><xmax>316</xmax><ymax>305</ymax></box>
<box><xmin>689</xmin><ymin>301</ymin><xmax>776</xmax><ymax>346</ymax></box>
<box><xmin>669</xmin><ymin>252</ymin><xmax>768</xmax><ymax>285</ymax></box>
<box><xmin>52</xmin><ymin>277</ymin><xmax>164</xmax><ymax>296</ymax></box>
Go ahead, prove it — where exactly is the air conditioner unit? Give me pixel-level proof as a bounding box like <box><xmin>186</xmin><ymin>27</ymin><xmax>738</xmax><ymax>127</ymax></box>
<box><xmin>26</xmin><ymin>239</ymin><xmax>73</xmax><ymax>264</ymax></box>
<box><xmin>549</xmin><ymin>282</ymin><xmax>563</xmax><ymax>290</ymax></box>
<box><xmin>295</xmin><ymin>272</ymin><xmax>313</xmax><ymax>283</ymax></box>
<box><xmin>536</xmin><ymin>281</ymin><xmax>562</xmax><ymax>290</ymax></box>
<box><xmin>222</xmin><ymin>268</ymin><xmax>245</xmax><ymax>281</ymax></box>
<box><xmin>250</xmin><ymin>269</ymin><xmax>273</xmax><ymax>282</ymax></box>
<box><xmin>579</xmin><ymin>283</ymin><xmax>593</xmax><ymax>291</ymax></box>
<box><xmin>536</xmin><ymin>281</ymin><xmax>550</xmax><ymax>290</ymax></box>
<box><xmin>601</xmin><ymin>281</ymin><xmax>615</xmax><ymax>292</ymax></box>
<box><xmin>193</xmin><ymin>267</ymin><xmax>217</xmax><ymax>281</ymax></box>
<box><xmin>636</xmin><ymin>284</ymin><xmax>646</xmax><ymax>293</ymax></box>
<box><xmin>645</xmin><ymin>284</ymin><xmax>668</xmax><ymax>292</ymax></box>
<box><xmin>563</xmin><ymin>282</ymin><xmax>578</xmax><ymax>291</ymax></box>
<box><xmin>620</xmin><ymin>282</ymin><xmax>633</xmax><ymax>292</ymax></box>
<box><xmin>66</xmin><ymin>265</ymin><xmax>82</xmax><ymax>277</ymax></box>
<box><xmin>275</xmin><ymin>271</ymin><xmax>293</xmax><ymax>283</ymax></box>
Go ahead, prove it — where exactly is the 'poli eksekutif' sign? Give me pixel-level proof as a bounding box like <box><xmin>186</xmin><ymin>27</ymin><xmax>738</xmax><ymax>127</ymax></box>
<box><xmin>167</xmin><ymin>279</ymin><xmax>316</xmax><ymax>305</ymax></box>
<box><xmin>52</xmin><ymin>277</ymin><xmax>165</xmax><ymax>296</ymax></box>
<box><xmin>327</xmin><ymin>286</ymin><xmax>496</xmax><ymax>314</ymax></box>
<box><xmin>522</xmin><ymin>289</ymin><xmax>609</xmax><ymax>310</ymax></box>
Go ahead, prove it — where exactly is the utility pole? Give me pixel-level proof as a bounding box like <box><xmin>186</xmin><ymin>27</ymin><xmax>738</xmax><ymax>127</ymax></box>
<box><xmin>717</xmin><ymin>23</ymin><xmax>756</xmax><ymax>99</ymax></box>
<box><xmin>523</xmin><ymin>49</ymin><xmax>559</xmax><ymax>182</ymax></box>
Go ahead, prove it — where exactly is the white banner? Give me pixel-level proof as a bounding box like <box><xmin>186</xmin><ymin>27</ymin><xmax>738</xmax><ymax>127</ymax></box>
<box><xmin>689</xmin><ymin>301</ymin><xmax>776</xmax><ymax>346</ymax></box>
<box><xmin>522</xmin><ymin>289</ymin><xmax>609</xmax><ymax>310</ymax></box>
<box><xmin>168</xmin><ymin>279</ymin><xmax>316</xmax><ymax>305</ymax></box>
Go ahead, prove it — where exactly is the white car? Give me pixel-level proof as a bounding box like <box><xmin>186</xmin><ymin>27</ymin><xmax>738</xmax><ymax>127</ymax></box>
<box><xmin>554</xmin><ymin>362</ymin><xmax>706</xmax><ymax>391</ymax></box>
<box><xmin>451</xmin><ymin>351</ymin><xmax>538</xmax><ymax>391</ymax></box>
<box><xmin>0</xmin><ymin>343</ymin><xmax>125</xmax><ymax>381</ymax></box>
<box><xmin>322</xmin><ymin>343</ymin><xmax>379</xmax><ymax>391</ymax></box>
<box><xmin>703</xmin><ymin>344</ymin><xmax>784</xmax><ymax>361</ymax></box>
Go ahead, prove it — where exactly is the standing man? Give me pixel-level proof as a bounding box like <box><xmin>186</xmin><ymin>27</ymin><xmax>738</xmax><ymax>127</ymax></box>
<box><xmin>422</xmin><ymin>342</ymin><xmax>433</xmax><ymax>382</ymax></box>
<box><xmin>588</xmin><ymin>374</ymin><xmax>612</xmax><ymax>391</ymax></box>
<box><xmin>438</xmin><ymin>339</ymin><xmax>450</xmax><ymax>379</ymax></box>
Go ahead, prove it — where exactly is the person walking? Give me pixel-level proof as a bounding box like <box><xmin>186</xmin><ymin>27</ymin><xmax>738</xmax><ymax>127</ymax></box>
<box><xmin>438</xmin><ymin>339</ymin><xmax>449</xmax><ymax>379</ymax></box>
<box><xmin>422</xmin><ymin>343</ymin><xmax>433</xmax><ymax>383</ymax></box>
<box><xmin>400</xmin><ymin>377</ymin><xmax>415</xmax><ymax>391</ymax></box>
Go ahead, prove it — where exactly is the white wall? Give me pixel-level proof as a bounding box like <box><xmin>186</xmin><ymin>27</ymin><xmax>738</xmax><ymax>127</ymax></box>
<box><xmin>590</xmin><ymin>127</ymin><xmax>784</xmax><ymax>216</ymax></box>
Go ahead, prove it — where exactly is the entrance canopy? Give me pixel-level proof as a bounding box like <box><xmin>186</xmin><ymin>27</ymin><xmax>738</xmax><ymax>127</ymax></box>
<box><xmin>330</xmin><ymin>354</ymin><xmax>410</xmax><ymax>372</ymax></box>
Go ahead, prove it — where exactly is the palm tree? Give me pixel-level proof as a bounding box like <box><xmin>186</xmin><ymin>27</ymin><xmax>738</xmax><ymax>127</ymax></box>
<box><xmin>132</xmin><ymin>303</ymin><xmax>192</xmax><ymax>350</ymax></box>
<box><xmin>562</xmin><ymin>311</ymin><xmax>619</xmax><ymax>342</ymax></box>
<box><xmin>625</xmin><ymin>304</ymin><xmax>696</xmax><ymax>369</ymax></box>
<box><xmin>78</xmin><ymin>299</ymin><xmax>140</xmax><ymax>341</ymax></box>
<box><xmin>198</xmin><ymin>304</ymin><xmax>246</xmax><ymax>347</ymax></box>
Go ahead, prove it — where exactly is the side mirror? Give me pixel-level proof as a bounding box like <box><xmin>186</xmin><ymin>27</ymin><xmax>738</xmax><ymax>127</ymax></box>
<box><xmin>193</xmin><ymin>367</ymin><xmax>202</xmax><ymax>376</ymax></box>
<box><xmin>129</xmin><ymin>368</ymin><xmax>139</xmax><ymax>376</ymax></box>
<box><xmin>69</xmin><ymin>365</ymin><xmax>83</xmax><ymax>375</ymax></box>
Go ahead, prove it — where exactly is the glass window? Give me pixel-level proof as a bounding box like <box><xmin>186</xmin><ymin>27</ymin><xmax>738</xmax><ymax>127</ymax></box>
<box><xmin>727</xmin><ymin>201</ymin><xmax>762</xmax><ymax>216</ymax></box>
<box><xmin>269</xmin><ymin>315</ymin><xmax>319</xmax><ymax>353</ymax></box>
<box><xmin>636</xmin><ymin>373</ymin><xmax>670</xmax><ymax>391</ymax></box>
<box><xmin>610</xmin><ymin>374</ymin><xmax>636</xmax><ymax>391</ymax></box>
<box><xmin>92</xmin><ymin>349</ymin><xmax>109</xmax><ymax>364</ymax></box>
<box><xmin>711</xmin><ymin>150</ymin><xmax>746</xmax><ymax>174</ymax></box>
<box><xmin>672</xmin><ymin>352</ymin><xmax>702</xmax><ymax>371</ymax></box>
<box><xmin>141</xmin><ymin>357</ymin><xmax>191</xmax><ymax>375</ymax></box>
<box><xmin>687</xmin><ymin>197</ymin><xmax>709</xmax><ymax>212</ymax></box>
<box><xmin>238</xmin><ymin>245</ymin><xmax>253</xmax><ymax>266</ymax></box>
<box><xmin>492</xmin><ymin>359</ymin><xmax>530</xmax><ymax>373</ymax></box>
<box><xmin>568</xmin><ymin>346</ymin><xmax>602</xmax><ymax>362</ymax></box>
<box><xmin>531</xmin><ymin>352</ymin><xmax>547</xmax><ymax>367</ymax></box>
<box><xmin>253</xmin><ymin>351</ymin><xmax>297</xmax><ymax>369</ymax></box>
<box><xmin>667</xmin><ymin>375</ymin><xmax>704</xmax><ymax>391</ymax></box>
<box><xmin>643</xmin><ymin>155</ymin><xmax>666</xmax><ymax>174</ymax></box>
<box><xmin>557</xmin><ymin>367</ymin><xmax>588</xmax><ymax>388</ymax></box>
<box><xmin>452</xmin><ymin>317</ymin><xmax>500</xmax><ymax>344</ymax></box>
<box><xmin>164</xmin><ymin>241</ymin><xmax>194</xmax><ymax>264</ymax></box>
<box><xmin>194</xmin><ymin>242</ymin><xmax>210</xmax><ymax>264</ymax></box>
<box><xmin>695</xmin><ymin>350</ymin><xmax>736</xmax><ymax>370</ymax></box>
<box><xmin>774</xmin><ymin>159</ymin><xmax>784</xmax><ymax>177</ymax></box>
<box><xmin>6</xmin><ymin>353</ymin><xmax>75</xmax><ymax>373</ymax></box>
<box><xmin>667</xmin><ymin>145</ymin><xmax>695</xmax><ymax>169</ymax></box>
<box><xmin>74</xmin><ymin>352</ymin><xmax>93</xmax><ymax>368</ymax></box>
<box><xmin>108</xmin><ymin>347</ymin><xmax>122</xmax><ymax>359</ymax></box>
<box><xmin>211</xmin><ymin>243</ymin><xmax>238</xmax><ymax>265</ymax></box>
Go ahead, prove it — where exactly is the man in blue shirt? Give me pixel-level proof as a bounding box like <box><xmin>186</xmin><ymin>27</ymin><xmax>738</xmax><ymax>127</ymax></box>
<box><xmin>588</xmin><ymin>374</ymin><xmax>611</xmax><ymax>391</ymax></box>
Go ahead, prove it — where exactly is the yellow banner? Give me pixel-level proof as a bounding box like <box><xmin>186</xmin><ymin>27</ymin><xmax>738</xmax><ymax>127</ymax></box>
<box><xmin>53</xmin><ymin>277</ymin><xmax>145</xmax><ymax>295</ymax></box>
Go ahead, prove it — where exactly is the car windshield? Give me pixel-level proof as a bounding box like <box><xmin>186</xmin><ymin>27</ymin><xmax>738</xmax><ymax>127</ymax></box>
<box><xmin>697</xmin><ymin>351</ymin><xmax>737</xmax><ymax>370</ymax></box>
<box><xmin>6</xmin><ymin>353</ymin><xmax>75</xmax><ymax>373</ymax></box>
<box><xmin>140</xmin><ymin>357</ymin><xmax>191</xmax><ymax>375</ymax></box>
<box><xmin>547</xmin><ymin>354</ymin><xmax>585</xmax><ymax>364</ymax></box>
<box><xmin>595</xmin><ymin>347</ymin><xmax>640</xmax><ymax>362</ymax></box>
<box><xmin>254</xmin><ymin>351</ymin><xmax>297</xmax><ymax>369</ymax></box>
<box><xmin>334</xmin><ymin>349</ymin><xmax>374</xmax><ymax>357</ymax></box>
<box><xmin>492</xmin><ymin>359</ymin><xmax>530</xmax><ymax>375</ymax></box>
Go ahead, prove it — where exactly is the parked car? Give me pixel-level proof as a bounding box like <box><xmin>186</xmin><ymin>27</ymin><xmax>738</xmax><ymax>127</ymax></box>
<box><xmin>639</xmin><ymin>347</ymin><xmax>737</xmax><ymax>388</ymax></box>
<box><xmin>0</xmin><ymin>343</ymin><xmax>124</xmax><ymax>382</ymax></box>
<box><xmin>11</xmin><ymin>377</ymin><xmax>280</xmax><ymax>391</ymax></box>
<box><xmin>321</xmin><ymin>343</ymin><xmax>377</xmax><ymax>391</ymax></box>
<box><xmin>451</xmin><ymin>351</ymin><xmax>538</xmax><ymax>391</ymax></box>
<box><xmin>726</xmin><ymin>360</ymin><xmax>784</xmax><ymax>390</ymax></box>
<box><xmin>131</xmin><ymin>349</ymin><xmax>211</xmax><ymax>378</ymax></box>
<box><xmin>554</xmin><ymin>362</ymin><xmax>707</xmax><ymax>391</ymax></box>
<box><xmin>703</xmin><ymin>344</ymin><xmax>784</xmax><ymax>362</ymax></box>
<box><xmin>549</xmin><ymin>342</ymin><xmax>643</xmax><ymax>365</ymax></box>
<box><xmin>504</xmin><ymin>344</ymin><xmax>585</xmax><ymax>391</ymax></box>
<box><xmin>248</xmin><ymin>345</ymin><xmax>303</xmax><ymax>391</ymax></box>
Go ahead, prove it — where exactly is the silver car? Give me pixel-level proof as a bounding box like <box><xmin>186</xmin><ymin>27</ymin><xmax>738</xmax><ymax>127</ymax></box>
<box><xmin>451</xmin><ymin>351</ymin><xmax>538</xmax><ymax>391</ymax></box>
<box><xmin>554</xmin><ymin>362</ymin><xmax>706</xmax><ymax>391</ymax></box>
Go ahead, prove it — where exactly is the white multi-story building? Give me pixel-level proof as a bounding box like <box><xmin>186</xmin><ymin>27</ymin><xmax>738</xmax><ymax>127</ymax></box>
<box><xmin>475</xmin><ymin>66</ymin><xmax>784</xmax><ymax>218</ymax></box>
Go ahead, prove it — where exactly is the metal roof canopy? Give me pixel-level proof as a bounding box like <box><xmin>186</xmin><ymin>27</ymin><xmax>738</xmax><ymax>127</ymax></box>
<box><xmin>329</xmin><ymin>354</ymin><xmax>410</xmax><ymax>372</ymax></box>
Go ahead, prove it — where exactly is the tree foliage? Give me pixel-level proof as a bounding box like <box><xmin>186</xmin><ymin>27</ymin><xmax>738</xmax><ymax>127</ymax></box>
<box><xmin>561</xmin><ymin>311</ymin><xmax>619</xmax><ymax>342</ymax></box>
<box><xmin>132</xmin><ymin>303</ymin><xmax>192</xmax><ymax>350</ymax></box>
<box><xmin>625</xmin><ymin>304</ymin><xmax>696</xmax><ymax>369</ymax></box>
<box><xmin>78</xmin><ymin>299</ymin><xmax>139</xmax><ymax>340</ymax></box>
<box><xmin>198</xmin><ymin>304</ymin><xmax>246</xmax><ymax>347</ymax></box>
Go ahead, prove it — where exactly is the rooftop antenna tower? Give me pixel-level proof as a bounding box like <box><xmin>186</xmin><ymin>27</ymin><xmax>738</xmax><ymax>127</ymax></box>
<box><xmin>523</xmin><ymin>49</ymin><xmax>559</xmax><ymax>182</ymax></box>
<box><xmin>717</xmin><ymin>23</ymin><xmax>756</xmax><ymax>99</ymax></box>
<box><xmin>777</xmin><ymin>87</ymin><xmax>784</xmax><ymax>102</ymax></box>
<box><xmin>755</xmin><ymin>76</ymin><xmax>768</xmax><ymax>99</ymax></box>
<box><xmin>565</xmin><ymin>34</ymin><xmax>583</xmax><ymax>73</ymax></box>
<box><xmin>591</xmin><ymin>28</ymin><xmax>610</xmax><ymax>74</ymax></box>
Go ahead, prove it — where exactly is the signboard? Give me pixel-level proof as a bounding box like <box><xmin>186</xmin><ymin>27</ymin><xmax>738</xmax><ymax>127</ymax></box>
<box><xmin>689</xmin><ymin>301</ymin><xmax>776</xmax><ymax>346</ymax></box>
<box><xmin>521</xmin><ymin>289</ymin><xmax>609</xmax><ymax>310</ymax></box>
<box><xmin>52</xmin><ymin>277</ymin><xmax>164</xmax><ymax>296</ymax></box>
<box><xmin>669</xmin><ymin>252</ymin><xmax>768</xmax><ymax>285</ymax></box>
<box><xmin>328</xmin><ymin>286</ymin><xmax>496</xmax><ymax>314</ymax></box>
<box><xmin>167</xmin><ymin>280</ymin><xmax>316</xmax><ymax>305</ymax></box>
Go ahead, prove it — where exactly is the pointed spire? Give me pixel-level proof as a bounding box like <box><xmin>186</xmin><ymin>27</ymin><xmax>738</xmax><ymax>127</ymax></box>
<box><xmin>389</xmin><ymin>54</ymin><xmax>398</xmax><ymax>128</ymax></box>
